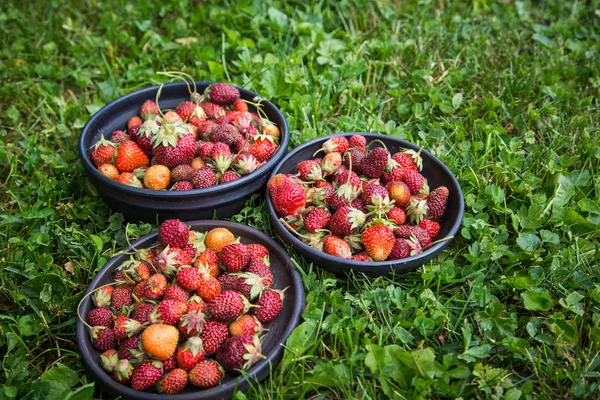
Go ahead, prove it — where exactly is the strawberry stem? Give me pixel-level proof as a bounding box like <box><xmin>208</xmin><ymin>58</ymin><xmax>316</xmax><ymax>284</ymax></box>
<box><xmin>366</xmin><ymin>139</ymin><xmax>388</xmax><ymax>151</ymax></box>
<box><xmin>423</xmin><ymin>235</ymin><xmax>454</xmax><ymax>250</ymax></box>
<box><xmin>76</xmin><ymin>282</ymin><xmax>123</xmax><ymax>330</ymax></box>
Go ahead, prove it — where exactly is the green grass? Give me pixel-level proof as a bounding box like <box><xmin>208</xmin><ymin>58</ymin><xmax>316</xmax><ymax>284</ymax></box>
<box><xmin>1</xmin><ymin>0</ymin><xmax>600</xmax><ymax>398</ymax></box>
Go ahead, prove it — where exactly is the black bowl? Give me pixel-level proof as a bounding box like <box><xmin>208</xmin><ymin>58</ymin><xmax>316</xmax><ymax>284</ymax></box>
<box><xmin>78</xmin><ymin>82</ymin><xmax>289</xmax><ymax>222</ymax></box>
<box><xmin>76</xmin><ymin>220</ymin><xmax>305</xmax><ymax>400</ymax></box>
<box><xmin>266</xmin><ymin>133</ymin><xmax>464</xmax><ymax>277</ymax></box>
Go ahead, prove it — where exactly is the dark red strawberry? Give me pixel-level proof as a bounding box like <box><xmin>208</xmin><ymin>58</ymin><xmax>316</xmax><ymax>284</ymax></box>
<box><xmin>171</xmin><ymin>181</ymin><xmax>193</xmax><ymax>191</ymax></box>
<box><xmin>130</xmin><ymin>361</ymin><xmax>163</xmax><ymax>391</ymax></box>
<box><xmin>159</xmin><ymin>219</ymin><xmax>189</xmax><ymax>248</ymax></box>
<box><xmin>206</xmin><ymin>82</ymin><xmax>240</xmax><ymax>105</ymax></box>
<box><xmin>215</xmin><ymin>335</ymin><xmax>262</xmax><ymax>372</ymax></box>
<box><xmin>245</xmin><ymin>259</ymin><xmax>273</xmax><ymax>287</ymax></box>
<box><xmin>252</xmin><ymin>289</ymin><xmax>285</xmax><ymax>323</ymax></box>
<box><xmin>87</xmin><ymin>307</ymin><xmax>114</xmax><ymax>328</ymax></box>
<box><xmin>388</xmin><ymin>237</ymin><xmax>421</xmax><ymax>260</ymax></box>
<box><xmin>348</xmin><ymin>135</ymin><xmax>367</xmax><ymax>152</ymax></box>
<box><xmin>343</xmin><ymin>149</ymin><xmax>365</xmax><ymax>174</ymax></box>
<box><xmin>200</xmin><ymin>102</ymin><xmax>226</xmax><ymax>120</ymax></box>
<box><xmin>401</xmin><ymin>170</ymin><xmax>426</xmax><ymax>194</ymax></box>
<box><xmin>304</xmin><ymin>207</ymin><xmax>331</xmax><ymax>233</ymax></box>
<box><xmin>360</xmin><ymin>147</ymin><xmax>389</xmax><ymax>178</ymax></box>
<box><xmin>217</xmin><ymin>274</ymin><xmax>239</xmax><ymax>292</ymax></box>
<box><xmin>209</xmin><ymin>123</ymin><xmax>241</xmax><ymax>146</ymax></box>
<box><xmin>200</xmin><ymin>319</ymin><xmax>229</xmax><ymax>355</ymax></box>
<box><xmin>132</xmin><ymin>303</ymin><xmax>154</xmax><ymax>325</ymax></box>
<box><xmin>351</xmin><ymin>252</ymin><xmax>371</xmax><ymax>262</ymax></box>
<box><xmin>192</xmin><ymin>167</ymin><xmax>217</xmax><ymax>189</ymax></box>
<box><xmin>235</xmin><ymin>273</ymin><xmax>268</xmax><ymax>300</ymax></box>
<box><xmin>111</xmin><ymin>284</ymin><xmax>133</xmax><ymax>312</ymax></box>
<box><xmin>219</xmin><ymin>243</ymin><xmax>250</xmax><ymax>273</ymax></box>
<box><xmin>196</xmin><ymin>140</ymin><xmax>214</xmax><ymax>158</ymax></box>
<box><xmin>92</xmin><ymin>327</ymin><xmax>116</xmax><ymax>351</ymax></box>
<box><xmin>426</xmin><ymin>186</ymin><xmax>449</xmax><ymax>220</ymax></box>
<box><xmin>361</xmin><ymin>183</ymin><xmax>389</xmax><ymax>206</ymax></box>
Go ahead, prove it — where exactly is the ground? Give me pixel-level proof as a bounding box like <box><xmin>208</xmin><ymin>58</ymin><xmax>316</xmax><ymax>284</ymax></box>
<box><xmin>1</xmin><ymin>0</ymin><xmax>599</xmax><ymax>399</ymax></box>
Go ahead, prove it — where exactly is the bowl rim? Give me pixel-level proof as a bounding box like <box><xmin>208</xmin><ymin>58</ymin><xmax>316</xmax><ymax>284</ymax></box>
<box><xmin>78</xmin><ymin>81</ymin><xmax>289</xmax><ymax>198</ymax></box>
<box><xmin>76</xmin><ymin>220</ymin><xmax>305</xmax><ymax>399</ymax></box>
<box><xmin>266</xmin><ymin>132</ymin><xmax>465</xmax><ymax>271</ymax></box>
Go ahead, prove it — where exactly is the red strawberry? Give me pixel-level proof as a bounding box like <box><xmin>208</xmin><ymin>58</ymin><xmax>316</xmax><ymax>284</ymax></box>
<box><xmin>118</xmin><ymin>335</ymin><xmax>142</xmax><ymax>360</ymax></box>
<box><xmin>361</xmin><ymin>225</ymin><xmax>395</xmax><ymax>261</ymax></box>
<box><xmin>197</xmin><ymin>275</ymin><xmax>221</xmax><ymax>302</ymax></box>
<box><xmin>92</xmin><ymin>286</ymin><xmax>113</xmax><ymax>308</ymax></box>
<box><xmin>246</xmin><ymin>259</ymin><xmax>273</xmax><ymax>287</ymax></box>
<box><xmin>186</xmin><ymin>295</ymin><xmax>205</xmax><ymax>313</ymax></box>
<box><xmin>171</xmin><ymin>181</ymin><xmax>193</xmax><ymax>191</ymax></box>
<box><xmin>343</xmin><ymin>149</ymin><xmax>365</xmax><ymax>174</ymax></box>
<box><xmin>217</xmin><ymin>273</ymin><xmax>239</xmax><ymax>292</ymax></box>
<box><xmin>329</xmin><ymin>206</ymin><xmax>365</xmax><ymax>237</ymax></box>
<box><xmin>200</xmin><ymin>319</ymin><xmax>229</xmax><ymax>355</ymax></box>
<box><xmin>269</xmin><ymin>177</ymin><xmax>306</xmax><ymax>216</ymax></box>
<box><xmin>360</xmin><ymin>147</ymin><xmax>389</xmax><ymax>179</ymax></box>
<box><xmin>176</xmin><ymin>336</ymin><xmax>205</xmax><ymax>371</ymax></box>
<box><xmin>152</xmin><ymin>125</ymin><xmax>196</xmax><ymax>168</ymax></box>
<box><xmin>207</xmin><ymin>290</ymin><xmax>251</xmax><ymax>322</ymax></box>
<box><xmin>323</xmin><ymin>235</ymin><xmax>352</xmax><ymax>259</ymax></box>
<box><xmin>111</xmin><ymin>284</ymin><xmax>133</xmax><ymax>312</ymax></box>
<box><xmin>319</xmin><ymin>136</ymin><xmax>349</xmax><ymax>154</ymax></box>
<box><xmin>250</xmin><ymin>136</ymin><xmax>278</xmax><ymax>162</ymax></box>
<box><xmin>130</xmin><ymin>361</ymin><xmax>163</xmax><ymax>391</ymax></box>
<box><xmin>115</xmin><ymin>141</ymin><xmax>149</xmax><ymax>172</ymax></box>
<box><xmin>392</xmin><ymin>149</ymin><xmax>422</xmax><ymax>171</ymax></box>
<box><xmin>219</xmin><ymin>170</ymin><xmax>241</xmax><ymax>184</ymax></box>
<box><xmin>388</xmin><ymin>237</ymin><xmax>421</xmax><ymax>260</ymax></box>
<box><xmin>304</xmin><ymin>207</ymin><xmax>331</xmax><ymax>233</ymax></box>
<box><xmin>87</xmin><ymin>307</ymin><xmax>114</xmax><ymax>327</ymax></box>
<box><xmin>157</xmin><ymin>368</ymin><xmax>188</xmax><ymax>394</ymax></box>
<box><xmin>348</xmin><ymin>135</ymin><xmax>367</xmax><ymax>152</ymax></box>
<box><xmin>420</xmin><ymin>219</ymin><xmax>441</xmax><ymax>240</ymax></box>
<box><xmin>192</xmin><ymin>167</ymin><xmax>217</xmax><ymax>189</ymax></box>
<box><xmin>332</xmin><ymin>169</ymin><xmax>361</xmax><ymax>189</ymax></box>
<box><xmin>135</xmin><ymin>119</ymin><xmax>161</xmax><ymax>157</ymax></box>
<box><xmin>216</xmin><ymin>335</ymin><xmax>262</xmax><ymax>372</ymax></box>
<box><xmin>188</xmin><ymin>360</ymin><xmax>224</xmax><ymax>388</ymax></box>
<box><xmin>253</xmin><ymin>288</ymin><xmax>286</xmax><ymax>324</ymax></box>
<box><xmin>128</xmin><ymin>116</ymin><xmax>143</xmax><ymax>131</ymax></box>
<box><xmin>386</xmin><ymin>181</ymin><xmax>411</xmax><ymax>207</ymax></box>
<box><xmin>297</xmin><ymin>159</ymin><xmax>323</xmax><ymax>181</ymax></box>
<box><xmin>132</xmin><ymin>303</ymin><xmax>154</xmax><ymax>324</ymax></box>
<box><xmin>351</xmin><ymin>197</ymin><xmax>368</xmax><ymax>213</ymax></box>
<box><xmin>361</xmin><ymin>183</ymin><xmax>389</xmax><ymax>206</ymax></box>
<box><xmin>140</xmin><ymin>100</ymin><xmax>159</xmax><ymax>121</ymax></box>
<box><xmin>158</xmin><ymin>219</ymin><xmax>189</xmax><ymax>248</ymax></box>
<box><xmin>196</xmin><ymin>140</ymin><xmax>215</xmax><ymax>158</ymax></box>
<box><xmin>426</xmin><ymin>186</ymin><xmax>449</xmax><ymax>220</ymax></box>
<box><xmin>199</xmin><ymin>102</ymin><xmax>226</xmax><ymax>120</ymax></box>
<box><xmin>91</xmin><ymin>136</ymin><xmax>117</xmax><ymax>167</ymax></box>
<box><xmin>401</xmin><ymin>170</ymin><xmax>425</xmax><ymax>194</ymax></box>
<box><xmin>100</xmin><ymin>349</ymin><xmax>119</xmax><ymax>372</ymax></box>
<box><xmin>115</xmin><ymin>172</ymin><xmax>143</xmax><ymax>187</ymax></box>
<box><xmin>387</xmin><ymin>207</ymin><xmax>406</xmax><ymax>225</ymax></box>
<box><xmin>194</xmin><ymin>250</ymin><xmax>220</xmax><ymax>276</ymax></box>
<box><xmin>321</xmin><ymin>152</ymin><xmax>342</xmax><ymax>176</ymax></box>
<box><xmin>219</xmin><ymin>243</ymin><xmax>250</xmax><ymax>272</ymax></box>
<box><xmin>112</xmin><ymin>359</ymin><xmax>134</xmax><ymax>384</ymax></box>
<box><xmin>163</xmin><ymin>354</ymin><xmax>177</xmax><ymax>371</ymax></box>
<box><xmin>246</xmin><ymin>244</ymin><xmax>269</xmax><ymax>259</ymax></box>
<box><xmin>177</xmin><ymin>267</ymin><xmax>202</xmax><ymax>291</ymax></box>
<box><xmin>91</xmin><ymin>326</ymin><xmax>116</xmax><ymax>351</ymax></box>
<box><xmin>164</xmin><ymin>284</ymin><xmax>191</xmax><ymax>303</ymax></box>
<box><xmin>351</xmin><ymin>252</ymin><xmax>371</xmax><ymax>262</ymax></box>
<box><xmin>177</xmin><ymin>310</ymin><xmax>206</xmax><ymax>338</ymax></box>
<box><xmin>206</xmin><ymin>82</ymin><xmax>240</xmax><ymax>105</ymax></box>
<box><xmin>382</xmin><ymin>167</ymin><xmax>406</xmax><ymax>184</ymax></box>
<box><xmin>233</xmin><ymin>98</ymin><xmax>248</xmax><ymax>112</ymax></box>
<box><xmin>144</xmin><ymin>273</ymin><xmax>168</xmax><ymax>300</ymax></box>
<box><xmin>152</xmin><ymin>299</ymin><xmax>188</xmax><ymax>325</ymax></box>
<box><xmin>229</xmin><ymin>315</ymin><xmax>263</xmax><ymax>337</ymax></box>
<box><xmin>113</xmin><ymin>315</ymin><xmax>143</xmax><ymax>340</ymax></box>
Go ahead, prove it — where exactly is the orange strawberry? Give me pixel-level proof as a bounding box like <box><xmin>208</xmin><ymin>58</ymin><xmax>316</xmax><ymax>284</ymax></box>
<box><xmin>143</xmin><ymin>164</ymin><xmax>170</xmax><ymax>190</ymax></box>
<box><xmin>196</xmin><ymin>275</ymin><xmax>221</xmax><ymax>302</ymax></box>
<box><xmin>98</xmin><ymin>164</ymin><xmax>119</xmax><ymax>179</ymax></box>
<box><xmin>229</xmin><ymin>315</ymin><xmax>263</xmax><ymax>337</ymax></box>
<box><xmin>233</xmin><ymin>98</ymin><xmax>248</xmax><ymax>112</ymax></box>
<box><xmin>361</xmin><ymin>225</ymin><xmax>395</xmax><ymax>261</ymax></box>
<box><xmin>115</xmin><ymin>141</ymin><xmax>149</xmax><ymax>172</ymax></box>
<box><xmin>128</xmin><ymin>116</ymin><xmax>142</xmax><ymax>130</ymax></box>
<box><xmin>141</xmin><ymin>324</ymin><xmax>179</xmax><ymax>360</ymax></box>
<box><xmin>204</xmin><ymin>228</ymin><xmax>235</xmax><ymax>252</ymax></box>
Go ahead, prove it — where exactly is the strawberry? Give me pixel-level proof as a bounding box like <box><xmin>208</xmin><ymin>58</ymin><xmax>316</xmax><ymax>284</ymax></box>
<box><xmin>170</xmin><ymin>165</ymin><xmax>194</xmax><ymax>184</ymax></box>
<box><xmin>297</xmin><ymin>159</ymin><xmax>323</xmax><ymax>181</ymax></box>
<box><xmin>360</xmin><ymin>147</ymin><xmax>389</xmax><ymax>179</ymax></box>
<box><xmin>343</xmin><ymin>149</ymin><xmax>365</xmax><ymax>174</ymax></box>
<box><xmin>171</xmin><ymin>181</ymin><xmax>193</xmax><ymax>191</ymax></box>
<box><xmin>142</xmin><ymin>164</ymin><xmax>169</xmax><ymax>190</ymax></box>
<box><xmin>87</xmin><ymin>307</ymin><xmax>114</xmax><ymax>327</ymax></box>
<box><xmin>176</xmin><ymin>336</ymin><xmax>205</xmax><ymax>371</ymax></box>
<box><xmin>219</xmin><ymin>171</ymin><xmax>241</xmax><ymax>184</ymax></box>
<box><xmin>115</xmin><ymin>172</ymin><xmax>142</xmax><ymax>187</ymax></box>
<box><xmin>210</xmin><ymin>123</ymin><xmax>241</xmax><ymax>146</ymax></box>
<box><xmin>253</xmin><ymin>289</ymin><xmax>285</xmax><ymax>322</ymax></box>
<box><xmin>200</xmin><ymin>319</ymin><xmax>229</xmax><ymax>355</ymax></box>
<box><xmin>91</xmin><ymin>135</ymin><xmax>117</xmax><ymax>167</ymax></box>
<box><xmin>98</xmin><ymin>164</ymin><xmax>119</xmax><ymax>179</ymax></box>
<box><xmin>332</xmin><ymin>169</ymin><xmax>361</xmax><ymax>189</ymax></box>
<box><xmin>250</xmin><ymin>136</ymin><xmax>278</xmax><ymax>162</ymax></box>
<box><xmin>143</xmin><ymin>273</ymin><xmax>167</xmax><ymax>300</ymax></box>
<box><xmin>387</xmin><ymin>207</ymin><xmax>406</xmax><ymax>225</ymax></box>
<box><xmin>351</xmin><ymin>197</ymin><xmax>368</xmax><ymax>213</ymax></box>
<box><xmin>217</xmin><ymin>273</ymin><xmax>239</xmax><ymax>292</ymax></box>
<box><xmin>193</xmin><ymin>120</ymin><xmax>218</xmax><ymax>140</ymax></box>
<box><xmin>91</xmin><ymin>326</ymin><xmax>116</xmax><ymax>351</ymax></box>
<box><xmin>206</xmin><ymin>82</ymin><xmax>240</xmax><ymax>105</ymax></box>
<box><xmin>426</xmin><ymin>186</ymin><xmax>449</xmax><ymax>221</ymax></box>
<box><xmin>196</xmin><ymin>140</ymin><xmax>214</xmax><ymax>158</ymax></box>
<box><xmin>361</xmin><ymin>225</ymin><xmax>395</xmax><ymax>261</ymax></box>
<box><xmin>351</xmin><ymin>253</ymin><xmax>371</xmax><ymax>262</ymax></box>
<box><xmin>197</xmin><ymin>275</ymin><xmax>221</xmax><ymax>302</ymax></box>
<box><xmin>192</xmin><ymin>166</ymin><xmax>217</xmax><ymax>189</ymax></box>
<box><xmin>116</xmin><ymin>335</ymin><xmax>141</xmax><ymax>361</ymax></box>
<box><xmin>219</xmin><ymin>243</ymin><xmax>250</xmax><ymax>272</ymax></box>
<box><xmin>194</xmin><ymin>250</ymin><xmax>220</xmax><ymax>277</ymax></box>
<box><xmin>128</xmin><ymin>124</ymin><xmax>142</xmax><ymax>142</ymax></box>
<box><xmin>401</xmin><ymin>170</ymin><xmax>425</xmax><ymax>194</ymax></box>
<box><xmin>177</xmin><ymin>310</ymin><xmax>206</xmax><ymax>338</ymax></box>
<box><xmin>394</xmin><ymin>225</ymin><xmax>431</xmax><ymax>247</ymax></box>
<box><xmin>117</xmin><ymin>258</ymin><xmax>152</xmax><ymax>283</ymax></box>
<box><xmin>110</xmin><ymin>130</ymin><xmax>129</xmax><ymax>144</ymax></box>
<box><xmin>246</xmin><ymin>259</ymin><xmax>273</xmax><ymax>287</ymax></box>
<box><xmin>246</xmin><ymin>244</ymin><xmax>269</xmax><ymax>259</ymax></box>
<box><xmin>176</xmin><ymin>101</ymin><xmax>206</xmax><ymax>122</ymax></box>
<box><xmin>132</xmin><ymin>303</ymin><xmax>154</xmax><ymax>325</ymax></box>
<box><xmin>186</xmin><ymin>295</ymin><xmax>205</xmax><ymax>313</ymax></box>
<box><xmin>233</xmin><ymin>98</ymin><xmax>248</xmax><ymax>112</ymax></box>
<box><xmin>142</xmin><ymin>324</ymin><xmax>179</xmax><ymax>360</ymax></box>
<box><xmin>128</xmin><ymin>116</ymin><xmax>143</xmax><ymax>131</ymax></box>
<box><xmin>207</xmin><ymin>290</ymin><xmax>252</xmax><ymax>322</ymax></box>
<box><xmin>115</xmin><ymin>140</ymin><xmax>149</xmax><ymax>172</ymax></box>
<box><xmin>270</xmin><ymin>178</ymin><xmax>306</xmax><ymax>216</ymax></box>
<box><xmin>136</xmin><ymin>119</ymin><xmax>161</xmax><ymax>157</ymax></box>
<box><xmin>152</xmin><ymin>123</ymin><xmax>196</xmax><ymax>168</ymax></box>
<box><xmin>112</xmin><ymin>359</ymin><xmax>134</xmax><ymax>384</ymax></box>
<box><xmin>131</xmin><ymin>361</ymin><xmax>163</xmax><ymax>391</ymax></box>
<box><xmin>229</xmin><ymin>315</ymin><xmax>263</xmax><ymax>337</ymax></box>
<box><xmin>406</xmin><ymin>199</ymin><xmax>427</xmax><ymax>224</ymax></box>
<box><xmin>140</xmin><ymin>100</ymin><xmax>160</xmax><ymax>121</ymax></box>
<box><xmin>216</xmin><ymin>335</ymin><xmax>262</xmax><ymax>372</ymax></box>
<box><xmin>157</xmin><ymin>368</ymin><xmax>188</xmax><ymax>394</ymax></box>
<box><xmin>329</xmin><ymin>206</ymin><xmax>365</xmax><ymax>237</ymax></box>
<box><xmin>159</xmin><ymin>219</ymin><xmax>189</xmax><ymax>248</ymax></box>
<box><xmin>348</xmin><ymin>135</ymin><xmax>367</xmax><ymax>152</ymax></box>
<box><xmin>392</xmin><ymin>149</ymin><xmax>422</xmax><ymax>171</ymax></box>
<box><xmin>388</xmin><ymin>237</ymin><xmax>421</xmax><ymax>260</ymax></box>
<box><xmin>162</xmin><ymin>111</ymin><xmax>183</xmax><ymax>124</ymax></box>
<box><xmin>204</xmin><ymin>228</ymin><xmax>235</xmax><ymax>252</ymax></box>
<box><xmin>361</xmin><ymin>183</ymin><xmax>389</xmax><ymax>206</ymax></box>
<box><xmin>152</xmin><ymin>299</ymin><xmax>188</xmax><ymax>325</ymax></box>
<box><xmin>323</xmin><ymin>235</ymin><xmax>352</xmax><ymax>259</ymax></box>
<box><xmin>200</xmin><ymin>102</ymin><xmax>226</xmax><ymax>120</ymax></box>
<box><xmin>235</xmin><ymin>273</ymin><xmax>268</xmax><ymax>300</ymax></box>
<box><xmin>386</xmin><ymin>181</ymin><xmax>411</xmax><ymax>207</ymax></box>
<box><xmin>100</xmin><ymin>349</ymin><xmax>119</xmax><ymax>372</ymax></box>
<box><xmin>163</xmin><ymin>354</ymin><xmax>177</xmax><ymax>371</ymax></box>
<box><xmin>382</xmin><ymin>167</ymin><xmax>406</xmax><ymax>184</ymax></box>
<box><xmin>209</xmin><ymin>142</ymin><xmax>234</xmax><ymax>174</ymax></box>
<box><xmin>188</xmin><ymin>360</ymin><xmax>224</xmax><ymax>388</ymax></box>
<box><xmin>420</xmin><ymin>219</ymin><xmax>441</xmax><ymax>240</ymax></box>
<box><xmin>92</xmin><ymin>286</ymin><xmax>113</xmax><ymax>308</ymax></box>
<box><xmin>304</xmin><ymin>207</ymin><xmax>331</xmax><ymax>233</ymax></box>
<box><xmin>111</xmin><ymin>284</ymin><xmax>133</xmax><ymax>312</ymax></box>
<box><xmin>321</xmin><ymin>152</ymin><xmax>342</xmax><ymax>176</ymax></box>
<box><xmin>319</xmin><ymin>136</ymin><xmax>349</xmax><ymax>155</ymax></box>
<box><xmin>176</xmin><ymin>267</ymin><xmax>202</xmax><ymax>291</ymax></box>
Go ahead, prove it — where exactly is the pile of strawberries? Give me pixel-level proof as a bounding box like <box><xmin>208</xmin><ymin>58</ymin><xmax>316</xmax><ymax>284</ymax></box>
<box><xmin>268</xmin><ymin>134</ymin><xmax>450</xmax><ymax>262</ymax></box>
<box><xmin>81</xmin><ymin>219</ymin><xmax>285</xmax><ymax>394</ymax></box>
<box><xmin>90</xmin><ymin>82</ymin><xmax>281</xmax><ymax>191</ymax></box>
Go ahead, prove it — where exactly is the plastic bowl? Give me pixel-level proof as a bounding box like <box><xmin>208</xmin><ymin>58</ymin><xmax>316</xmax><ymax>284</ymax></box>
<box><xmin>266</xmin><ymin>132</ymin><xmax>464</xmax><ymax>277</ymax></box>
<box><xmin>76</xmin><ymin>220</ymin><xmax>305</xmax><ymax>400</ymax></box>
<box><xmin>78</xmin><ymin>82</ymin><xmax>289</xmax><ymax>222</ymax></box>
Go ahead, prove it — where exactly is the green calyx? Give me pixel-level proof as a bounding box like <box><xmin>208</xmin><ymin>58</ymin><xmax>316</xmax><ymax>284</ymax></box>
<box><xmin>151</xmin><ymin>122</ymin><xmax>188</xmax><ymax>148</ymax></box>
<box><xmin>139</xmin><ymin>119</ymin><xmax>161</xmax><ymax>138</ymax></box>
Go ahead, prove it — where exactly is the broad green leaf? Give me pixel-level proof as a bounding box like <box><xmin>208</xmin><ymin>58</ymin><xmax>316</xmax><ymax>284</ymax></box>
<box><xmin>521</xmin><ymin>291</ymin><xmax>554</xmax><ymax>311</ymax></box>
<box><xmin>452</xmin><ymin>93</ymin><xmax>463</xmax><ymax>109</ymax></box>
<box><xmin>283</xmin><ymin>320</ymin><xmax>317</xmax><ymax>362</ymax></box>
<box><xmin>516</xmin><ymin>233</ymin><xmax>541</xmax><ymax>252</ymax></box>
<box><xmin>64</xmin><ymin>383</ymin><xmax>94</xmax><ymax>400</ymax></box>
<box><xmin>21</xmin><ymin>274</ymin><xmax>68</xmax><ymax>305</ymax></box>
<box><xmin>365</xmin><ymin>344</ymin><xmax>386</xmax><ymax>373</ymax></box>
<box><xmin>458</xmin><ymin>344</ymin><xmax>492</xmax><ymax>363</ymax></box>
<box><xmin>41</xmin><ymin>364</ymin><xmax>78</xmax><ymax>400</ymax></box>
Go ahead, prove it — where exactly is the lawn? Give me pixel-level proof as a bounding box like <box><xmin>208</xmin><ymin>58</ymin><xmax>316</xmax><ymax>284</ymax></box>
<box><xmin>1</xmin><ymin>0</ymin><xmax>600</xmax><ymax>398</ymax></box>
